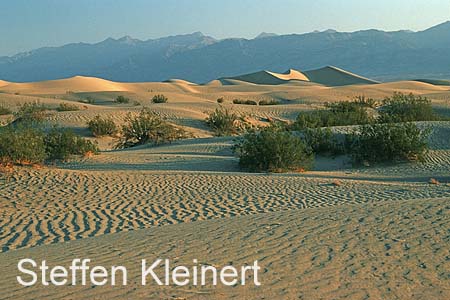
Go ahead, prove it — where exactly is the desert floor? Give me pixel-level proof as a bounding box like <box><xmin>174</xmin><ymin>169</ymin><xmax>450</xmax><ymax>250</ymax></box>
<box><xmin>0</xmin><ymin>77</ymin><xmax>449</xmax><ymax>299</ymax></box>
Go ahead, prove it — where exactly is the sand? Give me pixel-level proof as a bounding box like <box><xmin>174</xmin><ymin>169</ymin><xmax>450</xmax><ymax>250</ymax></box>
<box><xmin>0</xmin><ymin>75</ymin><xmax>449</xmax><ymax>299</ymax></box>
<box><xmin>304</xmin><ymin>66</ymin><xmax>380</xmax><ymax>86</ymax></box>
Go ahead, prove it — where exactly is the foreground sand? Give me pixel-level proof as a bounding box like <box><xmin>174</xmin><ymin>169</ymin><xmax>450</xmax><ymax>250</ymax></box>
<box><xmin>0</xmin><ymin>77</ymin><xmax>449</xmax><ymax>299</ymax></box>
<box><xmin>1</xmin><ymin>198</ymin><xmax>449</xmax><ymax>299</ymax></box>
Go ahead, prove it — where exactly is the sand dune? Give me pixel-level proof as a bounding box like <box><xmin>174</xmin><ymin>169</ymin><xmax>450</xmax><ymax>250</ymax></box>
<box><xmin>304</xmin><ymin>66</ymin><xmax>380</xmax><ymax>86</ymax></box>
<box><xmin>223</xmin><ymin>69</ymin><xmax>310</xmax><ymax>85</ymax></box>
<box><xmin>0</xmin><ymin>76</ymin><xmax>129</xmax><ymax>94</ymax></box>
<box><xmin>0</xmin><ymin>80</ymin><xmax>9</xmax><ymax>88</ymax></box>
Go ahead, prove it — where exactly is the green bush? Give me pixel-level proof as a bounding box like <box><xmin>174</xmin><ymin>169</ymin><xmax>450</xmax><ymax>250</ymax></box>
<box><xmin>259</xmin><ymin>99</ymin><xmax>281</xmax><ymax>106</ymax></box>
<box><xmin>293</xmin><ymin>103</ymin><xmax>373</xmax><ymax>130</ymax></box>
<box><xmin>45</xmin><ymin>127</ymin><xmax>99</xmax><ymax>161</ymax></box>
<box><xmin>234</xmin><ymin>127</ymin><xmax>314</xmax><ymax>172</ymax></box>
<box><xmin>233</xmin><ymin>99</ymin><xmax>257</xmax><ymax>105</ymax></box>
<box><xmin>379</xmin><ymin>92</ymin><xmax>440</xmax><ymax>122</ymax></box>
<box><xmin>352</xmin><ymin>95</ymin><xmax>379</xmax><ymax>108</ymax></box>
<box><xmin>347</xmin><ymin>122</ymin><xmax>430</xmax><ymax>164</ymax></box>
<box><xmin>14</xmin><ymin>102</ymin><xmax>50</xmax><ymax>124</ymax></box>
<box><xmin>206</xmin><ymin>107</ymin><xmax>241</xmax><ymax>136</ymax></box>
<box><xmin>87</xmin><ymin>115</ymin><xmax>118</xmax><ymax>137</ymax></box>
<box><xmin>152</xmin><ymin>94</ymin><xmax>168</xmax><ymax>103</ymax></box>
<box><xmin>0</xmin><ymin>125</ymin><xmax>47</xmax><ymax>165</ymax></box>
<box><xmin>116</xmin><ymin>108</ymin><xmax>186</xmax><ymax>148</ymax></box>
<box><xmin>0</xmin><ymin>105</ymin><xmax>12</xmax><ymax>115</ymax></box>
<box><xmin>302</xmin><ymin>128</ymin><xmax>344</xmax><ymax>156</ymax></box>
<box><xmin>115</xmin><ymin>95</ymin><xmax>130</xmax><ymax>104</ymax></box>
<box><xmin>57</xmin><ymin>103</ymin><xmax>80</xmax><ymax>112</ymax></box>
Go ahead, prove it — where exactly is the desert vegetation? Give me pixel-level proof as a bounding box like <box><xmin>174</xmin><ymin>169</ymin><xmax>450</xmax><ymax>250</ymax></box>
<box><xmin>57</xmin><ymin>103</ymin><xmax>81</xmax><ymax>111</ymax></box>
<box><xmin>0</xmin><ymin>124</ymin><xmax>98</xmax><ymax>165</ymax></box>
<box><xmin>116</xmin><ymin>108</ymin><xmax>187</xmax><ymax>148</ymax></box>
<box><xmin>152</xmin><ymin>94</ymin><xmax>168</xmax><ymax>103</ymax></box>
<box><xmin>115</xmin><ymin>95</ymin><xmax>130</xmax><ymax>104</ymax></box>
<box><xmin>206</xmin><ymin>107</ymin><xmax>242</xmax><ymax>136</ymax></box>
<box><xmin>13</xmin><ymin>102</ymin><xmax>50</xmax><ymax>124</ymax></box>
<box><xmin>378</xmin><ymin>92</ymin><xmax>443</xmax><ymax>122</ymax></box>
<box><xmin>234</xmin><ymin>126</ymin><xmax>313</xmax><ymax>172</ymax></box>
<box><xmin>259</xmin><ymin>99</ymin><xmax>281</xmax><ymax>106</ymax></box>
<box><xmin>87</xmin><ymin>115</ymin><xmax>118</xmax><ymax>137</ymax></box>
<box><xmin>233</xmin><ymin>99</ymin><xmax>257</xmax><ymax>105</ymax></box>
<box><xmin>293</xmin><ymin>100</ymin><xmax>374</xmax><ymax>130</ymax></box>
<box><xmin>347</xmin><ymin>122</ymin><xmax>430</xmax><ymax>164</ymax></box>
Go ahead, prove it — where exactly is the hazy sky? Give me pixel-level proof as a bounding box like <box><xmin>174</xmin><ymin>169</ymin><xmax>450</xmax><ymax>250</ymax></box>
<box><xmin>0</xmin><ymin>0</ymin><xmax>449</xmax><ymax>56</ymax></box>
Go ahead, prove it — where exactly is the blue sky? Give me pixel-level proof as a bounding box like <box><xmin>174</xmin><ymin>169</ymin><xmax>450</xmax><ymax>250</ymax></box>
<box><xmin>0</xmin><ymin>0</ymin><xmax>449</xmax><ymax>56</ymax></box>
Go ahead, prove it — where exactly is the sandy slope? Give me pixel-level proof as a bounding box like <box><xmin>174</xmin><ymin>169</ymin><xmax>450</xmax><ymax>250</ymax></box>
<box><xmin>0</xmin><ymin>76</ymin><xmax>450</xmax><ymax>299</ymax></box>
<box><xmin>303</xmin><ymin>66</ymin><xmax>380</xmax><ymax>86</ymax></box>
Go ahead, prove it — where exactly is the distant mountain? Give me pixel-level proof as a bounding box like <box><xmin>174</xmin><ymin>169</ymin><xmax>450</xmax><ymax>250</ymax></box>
<box><xmin>1</xmin><ymin>22</ymin><xmax>450</xmax><ymax>83</ymax></box>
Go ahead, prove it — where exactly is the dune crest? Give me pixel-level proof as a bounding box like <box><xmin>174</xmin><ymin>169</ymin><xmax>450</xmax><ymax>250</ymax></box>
<box><xmin>0</xmin><ymin>80</ymin><xmax>10</xmax><ymax>88</ymax></box>
<box><xmin>304</xmin><ymin>66</ymin><xmax>380</xmax><ymax>86</ymax></box>
<box><xmin>223</xmin><ymin>69</ymin><xmax>310</xmax><ymax>85</ymax></box>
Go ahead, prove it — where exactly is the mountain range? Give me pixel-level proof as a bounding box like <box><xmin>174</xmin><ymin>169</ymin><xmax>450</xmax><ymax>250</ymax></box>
<box><xmin>1</xmin><ymin>21</ymin><xmax>450</xmax><ymax>83</ymax></box>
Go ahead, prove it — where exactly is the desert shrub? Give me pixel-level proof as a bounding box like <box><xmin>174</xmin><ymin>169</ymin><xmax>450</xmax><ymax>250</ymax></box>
<box><xmin>0</xmin><ymin>105</ymin><xmax>12</xmax><ymax>115</ymax></box>
<box><xmin>293</xmin><ymin>103</ymin><xmax>373</xmax><ymax>130</ymax></box>
<box><xmin>217</xmin><ymin>97</ymin><xmax>224</xmax><ymax>104</ymax></box>
<box><xmin>379</xmin><ymin>92</ymin><xmax>439</xmax><ymax>122</ymax></box>
<box><xmin>347</xmin><ymin>122</ymin><xmax>430</xmax><ymax>164</ymax></box>
<box><xmin>0</xmin><ymin>125</ymin><xmax>46</xmax><ymax>165</ymax></box>
<box><xmin>233</xmin><ymin>99</ymin><xmax>257</xmax><ymax>105</ymax></box>
<box><xmin>259</xmin><ymin>99</ymin><xmax>281</xmax><ymax>106</ymax></box>
<box><xmin>353</xmin><ymin>95</ymin><xmax>379</xmax><ymax>108</ymax></box>
<box><xmin>152</xmin><ymin>94</ymin><xmax>168</xmax><ymax>103</ymax></box>
<box><xmin>14</xmin><ymin>102</ymin><xmax>50</xmax><ymax>124</ymax></box>
<box><xmin>57</xmin><ymin>103</ymin><xmax>80</xmax><ymax>112</ymax></box>
<box><xmin>115</xmin><ymin>95</ymin><xmax>130</xmax><ymax>104</ymax></box>
<box><xmin>302</xmin><ymin>128</ymin><xmax>344</xmax><ymax>156</ymax></box>
<box><xmin>45</xmin><ymin>127</ymin><xmax>99</xmax><ymax>161</ymax></box>
<box><xmin>87</xmin><ymin>115</ymin><xmax>118</xmax><ymax>137</ymax></box>
<box><xmin>116</xmin><ymin>108</ymin><xmax>186</xmax><ymax>148</ymax></box>
<box><xmin>206</xmin><ymin>107</ymin><xmax>241</xmax><ymax>136</ymax></box>
<box><xmin>234</xmin><ymin>127</ymin><xmax>314</xmax><ymax>172</ymax></box>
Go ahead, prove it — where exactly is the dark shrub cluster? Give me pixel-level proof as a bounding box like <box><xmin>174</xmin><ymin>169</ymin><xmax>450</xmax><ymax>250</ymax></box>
<box><xmin>259</xmin><ymin>99</ymin><xmax>281</xmax><ymax>106</ymax></box>
<box><xmin>234</xmin><ymin>126</ymin><xmax>313</xmax><ymax>173</ymax></box>
<box><xmin>87</xmin><ymin>115</ymin><xmax>118</xmax><ymax>137</ymax></box>
<box><xmin>14</xmin><ymin>102</ymin><xmax>50</xmax><ymax>124</ymax></box>
<box><xmin>152</xmin><ymin>94</ymin><xmax>168</xmax><ymax>103</ymax></box>
<box><xmin>0</xmin><ymin>125</ymin><xmax>47</xmax><ymax>165</ymax></box>
<box><xmin>0</xmin><ymin>125</ymin><xmax>98</xmax><ymax>165</ymax></box>
<box><xmin>293</xmin><ymin>100</ymin><xmax>374</xmax><ymax>130</ymax></box>
<box><xmin>302</xmin><ymin>128</ymin><xmax>344</xmax><ymax>156</ymax></box>
<box><xmin>206</xmin><ymin>107</ymin><xmax>241</xmax><ymax>136</ymax></box>
<box><xmin>216</xmin><ymin>97</ymin><xmax>224</xmax><ymax>104</ymax></box>
<box><xmin>45</xmin><ymin>127</ymin><xmax>99</xmax><ymax>161</ymax></box>
<box><xmin>233</xmin><ymin>99</ymin><xmax>257</xmax><ymax>105</ymax></box>
<box><xmin>115</xmin><ymin>95</ymin><xmax>130</xmax><ymax>104</ymax></box>
<box><xmin>379</xmin><ymin>92</ymin><xmax>441</xmax><ymax>122</ymax></box>
<box><xmin>116</xmin><ymin>108</ymin><xmax>187</xmax><ymax>149</ymax></box>
<box><xmin>57</xmin><ymin>103</ymin><xmax>80</xmax><ymax>112</ymax></box>
<box><xmin>352</xmin><ymin>95</ymin><xmax>379</xmax><ymax>108</ymax></box>
<box><xmin>347</xmin><ymin>122</ymin><xmax>430</xmax><ymax>164</ymax></box>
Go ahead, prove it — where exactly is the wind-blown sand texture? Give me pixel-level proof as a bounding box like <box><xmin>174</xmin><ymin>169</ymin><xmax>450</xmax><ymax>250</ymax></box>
<box><xmin>0</xmin><ymin>74</ymin><xmax>449</xmax><ymax>299</ymax></box>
